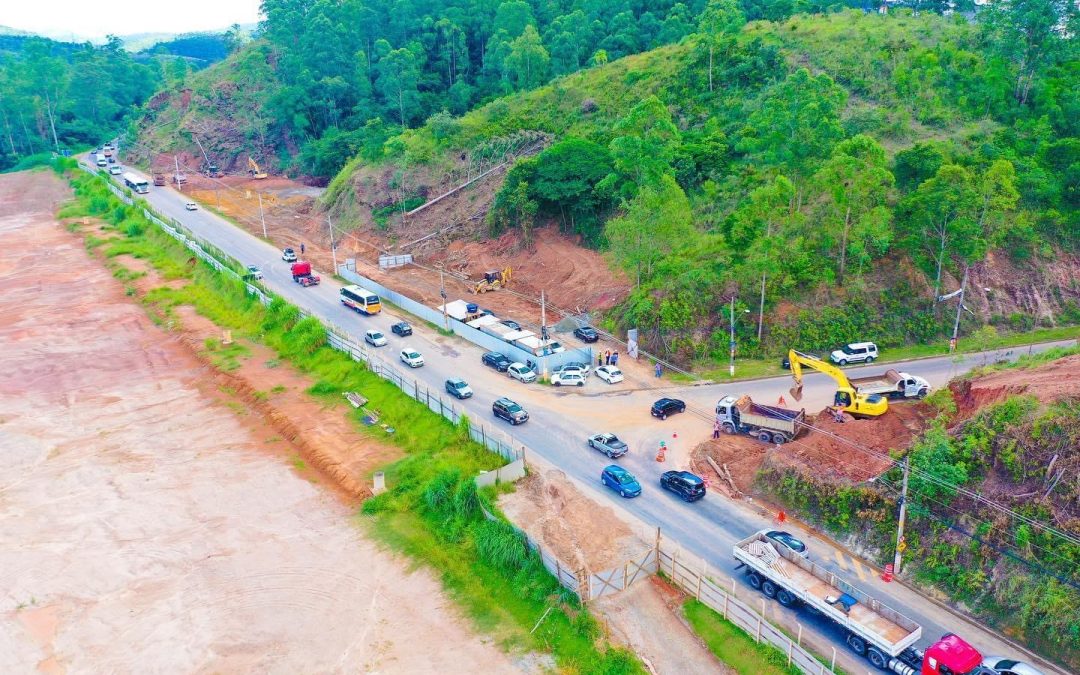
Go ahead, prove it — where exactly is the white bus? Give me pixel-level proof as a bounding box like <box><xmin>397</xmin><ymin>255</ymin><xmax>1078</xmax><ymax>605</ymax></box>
<box><xmin>122</xmin><ymin>172</ymin><xmax>149</xmax><ymax>194</ymax></box>
<box><xmin>340</xmin><ymin>285</ymin><xmax>381</xmax><ymax>315</ymax></box>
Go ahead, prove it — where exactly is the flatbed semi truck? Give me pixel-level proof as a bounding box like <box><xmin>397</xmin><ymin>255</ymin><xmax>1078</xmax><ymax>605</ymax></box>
<box><xmin>733</xmin><ymin>532</ymin><xmax>997</xmax><ymax>675</ymax></box>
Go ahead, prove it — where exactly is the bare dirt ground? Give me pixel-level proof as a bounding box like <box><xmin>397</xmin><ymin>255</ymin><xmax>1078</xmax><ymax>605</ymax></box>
<box><xmin>499</xmin><ymin>470</ymin><xmax>721</xmax><ymax>674</ymax></box>
<box><xmin>693</xmin><ymin>403</ymin><xmax>933</xmax><ymax>494</ymax></box>
<box><xmin>950</xmin><ymin>353</ymin><xmax>1080</xmax><ymax>419</ymax></box>
<box><xmin>0</xmin><ymin>170</ymin><xmax>521</xmax><ymax>674</ymax></box>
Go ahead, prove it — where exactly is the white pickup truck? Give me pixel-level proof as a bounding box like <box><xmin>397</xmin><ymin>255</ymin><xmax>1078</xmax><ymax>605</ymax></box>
<box><xmin>849</xmin><ymin>369</ymin><xmax>929</xmax><ymax>400</ymax></box>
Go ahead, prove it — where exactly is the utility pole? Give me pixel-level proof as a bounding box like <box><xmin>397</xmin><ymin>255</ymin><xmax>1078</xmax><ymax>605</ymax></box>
<box><xmin>729</xmin><ymin>296</ymin><xmax>736</xmax><ymax>377</ymax></box>
<box><xmin>174</xmin><ymin>155</ymin><xmax>182</xmax><ymax>192</ymax></box>
<box><xmin>327</xmin><ymin>213</ymin><xmax>337</xmax><ymax>272</ymax></box>
<box><xmin>439</xmin><ymin>264</ymin><xmax>449</xmax><ymax>332</ymax></box>
<box><xmin>258</xmin><ymin>192</ymin><xmax>267</xmax><ymax>239</ymax></box>
<box><xmin>540</xmin><ymin>290</ymin><xmax>548</xmax><ymax>344</ymax></box>
<box><xmin>950</xmin><ymin>264</ymin><xmax>969</xmax><ymax>352</ymax></box>
<box><xmin>893</xmin><ymin>456</ymin><xmax>910</xmax><ymax>574</ymax></box>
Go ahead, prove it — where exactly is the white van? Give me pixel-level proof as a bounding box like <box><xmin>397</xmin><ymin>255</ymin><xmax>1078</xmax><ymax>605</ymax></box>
<box><xmin>830</xmin><ymin>342</ymin><xmax>879</xmax><ymax>366</ymax></box>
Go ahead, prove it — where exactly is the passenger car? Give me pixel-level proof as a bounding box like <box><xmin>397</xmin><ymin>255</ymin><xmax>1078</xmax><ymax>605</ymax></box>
<box><xmin>391</xmin><ymin>321</ymin><xmax>413</xmax><ymax>336</ymax></box>
<box><xmin>557</xmin><ymin>361</ymin><xmax>591</xmax><ymax>377</ymax></box>
<box><xmin>595</xmin><ymin>365</ymin><xmax>623</xmax><ymax>384</ymax></box>
<box><xmin>492</xmin><ymin>397</ymin><xmax>528</xmax><ymax>425</ymax></box>
<box><xmin>650</xmin><ymin>397</ymin><xmax>686</xmax><ymax>419</ymax></box>
<box><xmin>660</xmin><ymin>471</ymin><xmax>706</xmax><ymax>502</ymax></box>
<box><xmin>759</xmin><ymin>530</ymin><xmax>809</xmax><ymax>558</ymax></box>
<box><xmin>573</xmin><ymin>325</ymin><xmax>600</xmax><ymax>343</ymax></box>
<box><xmin>507</xmin><ymin>363</ymin><xmax>536</xmax><ymax>383</ymax></box>
<box><xmin>830</xmin><ymin>341</ymin><xmax>878</xmax><ymax>366</ymax></box>
<box><xmin>601</xmin><ymin>465</ymin><xmax>641</xmax><ymax>498</ymax></box>
<box><xmin>184</xmin><ymin>202</ymin><xmax>198</xmax><ymax>211</ymax></box>
<box><xmin>445</xmin><ymin>378</ymin><xmax>473</xmax><ymax>399</ymax></box>
<box><xmin>482</xmin><ymin>351</ymin><xmax>512</xmax><ymax>372</ymax></box>
<box><xmin>244</xmin><ymin>265</ymin><xmax>263</xmax><ymax>280</ymax></box>
<box><xmin>399</xmin><ymin>348</ymin><xmax>424</xmax><ymax>368</ymax></box>
<box><xmin>551</xmin><ymin>370</ymin><xmax>585</xmax><ymax>387</ymax></box>
<box><xmin>587</xmin><ymin>433</ymin><xmax>628</xmax><ymax>459</ymax></box>
<box><xmin>109</xmin><ymin>165</ymin><xmax>122</xmax><ymax>175</ymax></box>
<box><xmin>281</xmin><ymin>247</ymin><xmax>297</xmax><ymax>262</ymax></box>
<box><xmin>980</xmin><ymin>656</ymin><xmax>1046</xmax><ymax>675</ymax></box>
<box><xmin>364</xmin><ymin>330</ymin><xmax>388</xmax><ymax>347</ymax></box>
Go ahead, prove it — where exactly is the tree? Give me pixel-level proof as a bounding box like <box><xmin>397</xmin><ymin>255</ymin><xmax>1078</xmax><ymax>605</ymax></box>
<box><xmin>607</xmin><ymin>95</ymin><xmax>680</xmax><ymax>194</ymax></box>
<box><xmin>894</xmin><ymin>142</ymin><xmax>947</xmax><ymax>192</ymax></box>
<box><xmin>738</xmin><ymin>68</ymin><xmax>847</xmax><ymax>201</ymax></box>
<box><xmin>503</xmin><ymin>25</ymin><xmax>549</xmax><ymax>91</ymax></box>
<box><xmin>529</xmin><ymin>137</ymin><xmax>613</xmax><ymax>242</ymax></box>
<box><xmin>982</xmin><ymin>0</ymin><xmax>1079</xmax><ymax>106</ymax></box>
<box><xmin>698</xmin><ymin>0</ymin><xmax>745</xmax><ymax>93</ymax></box>
<box><xmin>903</xmin><ymin>164</ymin><xmax>980</xmax><ymax>298</ymax></box>
<box><xmin>811</xmin><ymin>135</ymin><xmax>895</xmax><ymax>283</ymax></box>
<box><xmin>729</xmin><ymin>175</ymin><xmax>798</xmax><ymax>339</ymax></box>
<box><xmin>974</xmin><ymin>159</ymin><xmax>1020</xmax><ymax>248</ymax></box>
<box><xmin>376</xmin><ymin>47</ymin><xmax>421</xmax><ymax>128</ymax></box>
<box><xmin>605</xmin><ymin>174</ymin><xmax>695</xmax><ymax>287</ymax></box>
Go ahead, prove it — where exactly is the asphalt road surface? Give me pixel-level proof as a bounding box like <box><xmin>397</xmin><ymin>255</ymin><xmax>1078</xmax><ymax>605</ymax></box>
<box><xmin>90</xmin><ymin>160</ymin><xmax>1072</xmax><ymax>675</ymax></box>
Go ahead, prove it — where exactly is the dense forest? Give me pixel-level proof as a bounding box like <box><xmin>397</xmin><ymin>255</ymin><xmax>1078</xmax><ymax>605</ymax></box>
<box><xmin>0</xmin><ymin>36</ymin><xmax>160</xmax><ymax>171</ymax></box>
<box><xmin>313</xmin><ymin>1</ymin><xmax>1076</xmax><ymax>360</ymax></box>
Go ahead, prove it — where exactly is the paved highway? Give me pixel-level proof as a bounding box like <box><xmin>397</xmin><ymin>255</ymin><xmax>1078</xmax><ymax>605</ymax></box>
<box><xmin>92</xmin><ymin>160</ymin><xmax>1071</xmax><ymax>674</ymax></box>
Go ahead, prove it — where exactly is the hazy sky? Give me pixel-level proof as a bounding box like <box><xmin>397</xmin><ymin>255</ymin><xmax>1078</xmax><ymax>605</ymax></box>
<box><xmin>3</xmin><ymin>0</ymin><xmax>262</xmax><ymax>41</ymax></box>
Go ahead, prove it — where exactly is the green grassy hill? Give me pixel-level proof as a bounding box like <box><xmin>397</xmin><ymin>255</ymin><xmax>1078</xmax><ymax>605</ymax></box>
<box><xmin>327</xmin><ymin>8</ymin><xmax>1077</xmax><ymax>361</ymax></box>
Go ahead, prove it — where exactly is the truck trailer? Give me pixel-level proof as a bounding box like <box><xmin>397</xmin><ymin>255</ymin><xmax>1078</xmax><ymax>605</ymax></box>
<box><xmin>849</xmin><ymin>369</ymin><xmax>930</xmax><ymax>400</ymax></box>
<box><xmin>715</xmin><ymin>395</ymin><xmax>805</xmax><ymax>444</ymax></box>
<box><xmin>733</xmin><ymin>532</ymin><xmax>998</xmax><ymax>674</ymax></box>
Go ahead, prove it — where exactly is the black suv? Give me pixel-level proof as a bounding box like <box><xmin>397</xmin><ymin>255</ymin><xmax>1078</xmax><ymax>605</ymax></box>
<box><xmin>660</xmin><ymin>471</ymin><xmax>706</xmax><ymax>502</ymax></box>
<box><xmin>482</xmin><ymin>351</ymin><xmax>512</xmax><ymax>372</ymax></box>
<box><xmin>493</xmin><ymin>397</ymin><xmax>529</xmax><ymax>425</ymax></box>
<box><xmin>574</xmin><ymin>325</ymin><xmax>599</xmax><ymax>343</ymax></box>
<box><xmin>391</xmin><ymin>321</ymin><xmax>413</xmax><ymax>336</ymax></box>
<box><xmin>651</xmin><ymin>397</ymin><xmax>686</xmax><ymax>420</ymax></box>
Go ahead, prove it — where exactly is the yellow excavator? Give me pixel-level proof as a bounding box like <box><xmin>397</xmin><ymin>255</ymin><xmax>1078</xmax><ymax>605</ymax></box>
<box><xmin>473</xmin><ymin>267</ymin><xmax>512</xmax><ymax>294</ymax></box>
<box><xmin>787</xmin><ymin>349</ymin><xmax>888</xmax><ymax>418</ymax></box>
<box><xmin>247</xmin><ymin>156</ymin><xmax>268</xmax><ymax>180</ymax></box>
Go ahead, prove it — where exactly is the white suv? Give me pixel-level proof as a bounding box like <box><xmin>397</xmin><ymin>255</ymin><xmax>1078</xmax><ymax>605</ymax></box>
<box><xmin>507</xmin><ymin>363</ymin><xmax>536</xmax><ymax>383</ymax></box>
<box><xmin>830</xmin><ymin>342</ymin><xmax>879</xmax><ymax>366</ymax></box>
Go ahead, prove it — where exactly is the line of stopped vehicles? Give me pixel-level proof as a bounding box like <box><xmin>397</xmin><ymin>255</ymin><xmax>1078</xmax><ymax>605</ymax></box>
<box><xmin>94</xmin><ymin>156</ymin><xmax>1043</xmax><ymax>675</ymax></box>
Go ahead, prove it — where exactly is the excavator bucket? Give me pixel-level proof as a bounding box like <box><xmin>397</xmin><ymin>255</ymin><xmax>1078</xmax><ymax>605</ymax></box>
<box><xmin>789</xmin><ymin>382</ymin><xmax>804</xmax><ymax>402</ymax></box>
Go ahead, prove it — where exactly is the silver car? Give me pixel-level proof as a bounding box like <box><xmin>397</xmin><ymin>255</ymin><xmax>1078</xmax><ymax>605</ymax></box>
<box><xmin>587</xmin><ymin>433</ymin><xmax>628</xmax><ymax>459</ymax></box>
<box><xmin>981</xmin><ymin>657</ymin><xmax>1045</xmax><ymax>675</ymax></box>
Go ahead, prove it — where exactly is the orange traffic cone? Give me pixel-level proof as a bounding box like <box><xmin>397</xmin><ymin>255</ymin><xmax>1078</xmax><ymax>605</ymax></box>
<box><xmin>776</xmin><ymin>509</ymin><xmax>787</xmax><ymax>525</ymax></box>
<box><xmin>778</xmin><ymin>395</ymin><xmax>787</xmax><ymax>406</ymax></box>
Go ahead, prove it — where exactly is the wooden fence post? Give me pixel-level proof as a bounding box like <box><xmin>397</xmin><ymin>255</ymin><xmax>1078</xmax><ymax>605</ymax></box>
<box><xmin>723</xmin><ymin>591</ymin><xmax>729</xmax><ymax>620</ymax></box>
<box><xmin>671</xmin><ymin>548</ymin><xmax>678</xmax><ymax>579</ymax></box>
<box><xmin>797</xmin><ymin>624</ymin><xmax>803</xmax><ymax>647</ymax></box>
<box><xmin>696</xmin><ymin>558</ymin><xmax>704</xmax><ymax>599</ymax></box>
<box><xmin>623</xmin><ymin>562</ymin><xmax>629</xmax><ymax>590</ymax></box>
<box><xmin>787</xmin><ymin>638</ymin><xmax>793</xmax><ymax>665</ymax></box>
<box><xmin>830</xmin><ymin>647</ymin><xmax>836</xmax><ymax>672</ymax></box>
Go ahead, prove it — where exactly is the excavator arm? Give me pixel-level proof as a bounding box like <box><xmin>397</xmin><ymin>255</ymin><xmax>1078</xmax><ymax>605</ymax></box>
<box><xmin>787</xmin><ymin>349</ymin><xmax>888</xmax><ymax>417</ymax></box>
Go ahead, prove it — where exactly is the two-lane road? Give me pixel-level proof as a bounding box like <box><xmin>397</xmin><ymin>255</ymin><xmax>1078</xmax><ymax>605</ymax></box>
<box><xmin>91</xmin><ymin>160</ymin><xmax>1072</xmax><ymax>674</ymax></box>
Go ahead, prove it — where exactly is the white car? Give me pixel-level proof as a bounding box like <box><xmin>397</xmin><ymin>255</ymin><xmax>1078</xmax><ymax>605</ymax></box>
<box><xmin>399</xmin><ymin>348</ymin><xmax>424</xmax><ymax>368</ymax></box>
<box><xmin>245</xmin><ymin>265</ymin><xmax>263</xmax><ymax>280</ymax></box>
<box><xmin>551</xmin><ymin>370</ymin><xmax>585</xmax><ymax>387</ymax></box>
<box><xmin>282</xmin><ymin>247</ymin><xmax>297</xmax><ymax>262</ymax></box>
<box><xmin>184</xmin><ymin>201</ymin><xmax>198</xmax><ymax>211</ymax></box>
<box><xmin>109</xmin><ymin>165</ymin><xmax>122</xmax><ymax>175</ymax></box>
<box><xmin>556</xmin><ymin>362</ymin><xmax>591</xmax><ymax>377</ymax></box>
<box><xmin>595</xmin><ymin>365</ymin><xmax>623</xmax><ymax>384</ymax></box>
<box><xmin>507</xmin><ymin>363</ymin><xmax>536</xmax><ymax>383</ymax></box>
<box><xmin>364</xmin><ymin>330</ymin><xmax>387</xmax><ymax>347</ymax></box>
<box><xmin>981</xmin><ymin>656</ymin><xmax>1045</xmax><ymax>675</ymax></box>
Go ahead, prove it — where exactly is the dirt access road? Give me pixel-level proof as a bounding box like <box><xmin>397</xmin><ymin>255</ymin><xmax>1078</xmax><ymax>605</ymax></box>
<box><xmin>0</xmin><ymin>171</ymin><xmax>519</xmax><ymax>673</ymax></box>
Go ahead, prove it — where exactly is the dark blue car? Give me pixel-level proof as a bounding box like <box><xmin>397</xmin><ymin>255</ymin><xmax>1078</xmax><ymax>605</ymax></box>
<box><xmin>601</xmin><ymin>464</ymin><xmax>642</xmax><ymax>498</ymax></box>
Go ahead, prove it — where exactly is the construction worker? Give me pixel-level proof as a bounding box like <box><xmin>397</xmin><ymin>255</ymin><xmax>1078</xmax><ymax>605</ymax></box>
<box><xmin>300</xmin><ymin>242</ymin><xmax>305</xmax><ymax>254</ymax></box>
<box><xmin>655</xmin><ymin>362</ymin><xmax>662</xmax><ymax>378</ymax></box>
<box><xmin>713</xmin><ymin>419</ymin><xmax>721</xmax><ymax>439</ymax></box>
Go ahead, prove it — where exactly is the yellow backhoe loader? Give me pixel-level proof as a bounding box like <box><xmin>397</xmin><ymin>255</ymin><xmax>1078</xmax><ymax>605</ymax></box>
<box><xmin>473</xmin><ymin>267</ymin><xmax>512</xmax><ymax>294</ymax></box>
<box><xmin>787</xmin><ymin>349</ymin><xmax>888</xmax><ymax>418</ymax></box>
<box><xmin>247</xmin><ymin>157</ymin><xmax>268</xmax><ymax>180</ymax></box>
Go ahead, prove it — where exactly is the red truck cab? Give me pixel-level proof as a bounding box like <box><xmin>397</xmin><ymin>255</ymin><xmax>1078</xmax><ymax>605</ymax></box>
<box><xmin>921</xmin><ymin>634</ymin><xmax>988</xmax><ymax>675</ymax></box>
<box><xmin>290</xmin><ymin>261</ymin><xmax>321</xmax><ymax>287</ymax></box>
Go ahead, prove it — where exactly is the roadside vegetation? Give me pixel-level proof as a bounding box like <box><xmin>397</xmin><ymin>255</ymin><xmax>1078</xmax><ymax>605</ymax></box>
<box><xmin>758</xmin><ymin>385</ymin><xmax>1080</xmax><ymax>670</ymax></box>
<box><xmin>682</xmin><ymin>599</ymin><xmax>801</xmax><ymax>675</ymax></box>
<box><xmin>56</xmin><ymin>167</ymin><xmax>642</xmax><ymax>675</ymax></box>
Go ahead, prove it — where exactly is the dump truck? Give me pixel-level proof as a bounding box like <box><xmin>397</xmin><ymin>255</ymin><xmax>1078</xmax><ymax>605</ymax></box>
<box><xmin>733</xmin><ymin>531</ymin><xmax>998</xmax><ymax>674</ymax></box>
<box><xmin>715</xmin><ymin>395</ymin><xmax>805</xmax><ymax>444</ymax></box>
<box><xmin>849</xmin><ymin>369</ymin><xmax>930</xmax><ymax>400</ymax></box>
<box><xmin>153</xmin><ymin>173</ymin><xmax>166</xmax><ymax>186</ymax></box>
<box><xmin>290</xmin><ymin>261</ymin><xmax>320</xmax><ymax>287</ymax></box>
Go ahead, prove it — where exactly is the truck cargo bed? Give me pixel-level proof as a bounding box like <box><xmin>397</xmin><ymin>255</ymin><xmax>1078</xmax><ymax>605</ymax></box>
<box><xmin>734</xmin><ymin>533</ymin><xmax>920</xmax><ymax>656</ymax></box>
<box><xmin>735</xmin><ymin>396</ymin><xmax>804</xmax><ymax>435</ymax></box>
<box><xmin>849</xmin><ymin>369</ymin><xmax>902</xmax><ymax>390</ymax></box>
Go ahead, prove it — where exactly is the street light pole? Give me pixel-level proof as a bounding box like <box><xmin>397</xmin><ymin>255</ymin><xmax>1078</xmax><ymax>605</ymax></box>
<box><xmin>258</xmin><ymin>192</ymin><xmax>267</xmax><ymax>239</ymax></box>
<box><xmin>327</xmin><ymin>213</ymin><xmax>337</xmax><ymax>272</ymax></box>
<box><xmin>729</xmin><ymin>296</ymin><xmax>736</xmax><ymax>377</ymax></box>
